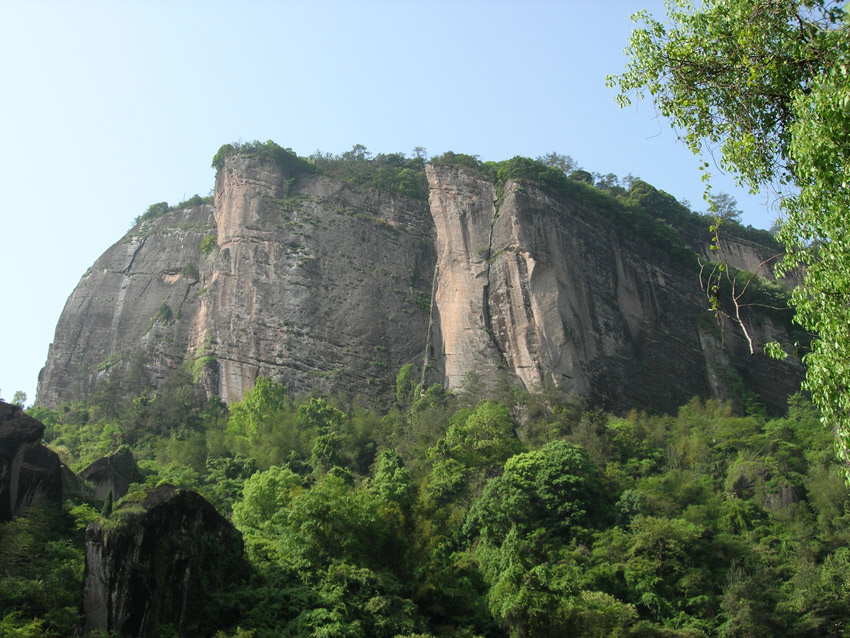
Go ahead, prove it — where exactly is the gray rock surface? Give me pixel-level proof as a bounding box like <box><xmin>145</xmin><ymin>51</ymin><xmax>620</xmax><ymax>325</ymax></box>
<box><xmin>79</xmin><ymin>447</ymin><xmax>144</xmax><ymax>500</ymax></box>
<box><xmin>37</xmin><ymin>155</ymin><xmax>803</xmax><ymax>414</ymax></box>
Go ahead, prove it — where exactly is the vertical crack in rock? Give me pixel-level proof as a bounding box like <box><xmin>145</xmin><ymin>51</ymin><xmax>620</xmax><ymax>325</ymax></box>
<box><xmin>482</xmin><ymin>198</ymin><xmax>508</xmax><ymax>368</ymax></box>
<box><xmin>420</xmin><ymin>262</ymin><xmax>440</xmax><ymax>387</ymax></box>
<box><xmin>124</xmin><ymin>236</ymin><xmax>148</xmax><ymax>275</ymax></box>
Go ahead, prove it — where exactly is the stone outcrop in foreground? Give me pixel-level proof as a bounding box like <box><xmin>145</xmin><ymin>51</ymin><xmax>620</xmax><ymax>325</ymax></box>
<box><xmin>0</xmin><ymin>402</ymin><xmax>62</xmax><ymax>521</ymax></box>
<box><xmin>84</xmin><ymin>484</ymin><xmax>248</xmax><ymax>637</ymax></box>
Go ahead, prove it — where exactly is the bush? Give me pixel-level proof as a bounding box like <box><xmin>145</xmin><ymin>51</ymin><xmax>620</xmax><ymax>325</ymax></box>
<box><xmin>211</xmin><ymin>140</ymin><xmax>316</xmax><ymax>175</ymax></box>
<box><xmin>200</xmin><ymin>234</ymin><xmax>217</xmax><ymax>256</ymax></box>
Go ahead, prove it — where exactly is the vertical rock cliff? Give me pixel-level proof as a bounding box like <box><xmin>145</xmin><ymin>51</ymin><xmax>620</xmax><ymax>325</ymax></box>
<box><xmin>37</xmin><ymin>150</ymin><xmax>803</xmax><ymax>414</ymax></box>
<box><xmin>426</xmin><ymin>164</ymin><xmax>800</xmax><ymax>413</ymax></box>
<box><xmin>198</xmin><ymin>154</ymin><xmax>435</xmax><ymax>400</ymax></box>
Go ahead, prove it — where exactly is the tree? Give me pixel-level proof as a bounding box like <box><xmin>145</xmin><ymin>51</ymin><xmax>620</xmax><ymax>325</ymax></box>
<box><xmin>609</xmin><ymin>0</ymin><xmax>850</xmax><ymax>475</ymax></box>
<box><xmin>232</xmin><ymin>465</ymin><xmax>303</xmax><ymax>531</ymax></box>
<box><xmin>11</xmin><ymin>391</ymin><xmax>26</xmax><ymax>409</ymax></box>
<box><xmin>536</xmin><ymin>152</ymin><xmax>579</xmax><ymax>175</ymax></box>
<box><xmin>706</xmin><ymin>192</ymin><xmax>742</xmax><ymax>223</ymax></box>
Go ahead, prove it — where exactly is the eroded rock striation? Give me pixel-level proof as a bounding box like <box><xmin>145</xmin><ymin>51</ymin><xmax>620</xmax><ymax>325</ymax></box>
<box><xmin>38</xmin><ymin>151</ymin><xmax>803</xmax><ymax>414</ymax></box>
<box><xmin>84</xmin><ymin>484</ymin><xmax>248</xmax><ymax>637</ymax></box>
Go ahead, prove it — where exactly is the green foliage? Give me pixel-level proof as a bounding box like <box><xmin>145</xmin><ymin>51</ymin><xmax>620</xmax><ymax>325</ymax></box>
<box><xmin>441</xmin><ymin>400</ymin><xmax>524</xmax><ymax>469</ymax></box>
<box><xmin>466</xmin><ymin>440</ymin><xmax>607</xmax><ymax>547</ymax></box>
<box><xmin>228</xmin><ymin>378</ymin><xmax>291</xmax><ymax>437</ymax></box>
<box><xmin>146</xmin><ymin>303</ymin><xmax>174</xmax><ymax>333</ymax></box>
<box><xmin>212</xmin><ymin>140</ymin><xmax>317</xmax><ymax>175</ymax></box>
<box><xmin>428</xmin><ymin>151</ymin><xmax>486</xmax><ymax>172</ymax></box>
<box><xmin>180</xmin><ymin>263</ymin><xmax>200</xmax><ymax>281</ymax></box>
<box><xmin>22</xmin><ymin>364</ymin><xmax>850</xmax><ymax>638</ymax></box>
<box><xmin>395</xmin><ymin>363</ymin><xmax>418</xmax><ymax>410</ymax></box>
<box><xmin>0</xmin><ymin>503</ymin><xmax>84</xmax><ymax>637</ymax></box>
<box><xmin>610</xmin><ymin>0</ymin><xmax>850</xmax><ymax>475</ymax></box>
<box><xmin>232</xmin><ymin>465</ymin><xmax>304</xmax><ymax>531</ymax></box>
<box><xmin>309</xmin><ymin>145</ymin><xmax>429</xmax><ymax>200</ymax></box>
<box><xmin>200</xmin><ymin>233</ymin><xmax>218</xmax><ymax>256</ymax></box>
<box><xmin>536</xmin><ymin>151</ymin><xmax>580</xmax><ymax>175</ymax></box>
<box><xmin>139</xmin><ymin>201</ymin><xmax>169</xmax><ymax>223</ymax></box>
<box><xmin>11</xmin><ymin>390</ymin><xmax>27</xmax><ymax>408</ymax></box>
<box><xmin>176</xmin><ymin>193</ymin><xmax>210</xmax><ymax>209</ymax></box>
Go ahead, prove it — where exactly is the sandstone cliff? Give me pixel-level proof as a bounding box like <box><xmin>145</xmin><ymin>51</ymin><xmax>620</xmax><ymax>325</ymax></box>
<box><xmin>37</xmin><ymin>150</ymin><xmax>803</xmax><ymax>414</ymax></box>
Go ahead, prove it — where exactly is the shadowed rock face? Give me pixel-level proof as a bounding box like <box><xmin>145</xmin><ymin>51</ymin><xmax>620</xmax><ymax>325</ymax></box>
<box><xmin>0</xmin><ymin>402</ymin><xmax>62</xmax><ymax>521</ymax></box>
<box><xmin>79</xmin><ymin>447</ymin><xmax>144</xmax><ymax>500</ymax></box>
<box><xmin>84</xmin><ymin>484</ymin><xmax>248</xmax><ymax>638</ymax></box>
<box><xmin>38</xmin><ymin>156</ymin><xmax>802</xmax><ymax>415</ymax></box>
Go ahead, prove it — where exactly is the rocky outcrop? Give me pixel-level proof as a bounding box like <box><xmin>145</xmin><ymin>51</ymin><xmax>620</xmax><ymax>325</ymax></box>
<box><xmin>37</xmin><ymin>152</ymin><xmax>803</xmax><ymax>415</ymax></box>
<box><xmin>0</xmin><ymin>402</ymin><xmax>62</xmax><ymax>521</ymax></box>
<box><xmin>426</xmin><ymin>165</ymin><xmax>802</xmax><ymax>413</ymax></box>
<box><xmin>79</xmin><ymin>447</ymin><xmax>144</xmax><ymax>500</ymax></box>
<box><xmin>17</xmin><ymin>444</ymin><xmax>62</xmax><ymax>514</ymax></box>
<box><xmin>84</xmin><ymin>484</ymin><xmax>248</xmax><ymax>637</ymax></box>
<box><xmin>37</xmin><ymin>204</ymin><xmax>217</xmax><ymax>407</ymax></box>
<box><xmin>39</xmin><ymin>154</ymin><xmax>435</xmax><ymax>407</ymax></box>
<box><xmin>201</xmin><ymin>155</ymin><xmax>435</xmax><ymax>401</ymax></box>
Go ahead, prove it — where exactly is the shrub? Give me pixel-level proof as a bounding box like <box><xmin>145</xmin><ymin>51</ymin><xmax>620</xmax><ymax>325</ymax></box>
<box><xmin>200</xmin><ymin>235</ymin><xmax>217</xmax><ymax>256</ymax></box>
<box><xmin>211</xmin><ymin>140</ymin><xmax>316</xmax><ymax>175</ymax></box>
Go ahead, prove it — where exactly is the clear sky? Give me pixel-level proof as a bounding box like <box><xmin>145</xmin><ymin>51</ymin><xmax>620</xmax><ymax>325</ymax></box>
<box><xmin>0</xmin><ymin>0</ymin><xmax>781</xmax><ymax>406</ymax></box>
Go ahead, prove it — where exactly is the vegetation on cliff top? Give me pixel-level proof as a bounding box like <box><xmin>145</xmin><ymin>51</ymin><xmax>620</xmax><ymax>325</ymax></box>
<box><xmin>210</xmin><ymin>139</ymin><xmax>777</xmax><ymax>269</ymax></box>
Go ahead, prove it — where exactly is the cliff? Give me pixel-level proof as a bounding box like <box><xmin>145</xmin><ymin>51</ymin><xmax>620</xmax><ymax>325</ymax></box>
<box><xmin>37</xmin><ymin>149</ymin><xmax>803</xmax><ymax>414</ymax></box>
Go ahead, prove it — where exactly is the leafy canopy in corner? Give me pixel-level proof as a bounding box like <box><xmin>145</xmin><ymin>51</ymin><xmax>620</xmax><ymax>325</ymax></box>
<box><xmin>608</xmin><ymin>0</ymin><xmax>850</xmax><ymax>475</ymax></box>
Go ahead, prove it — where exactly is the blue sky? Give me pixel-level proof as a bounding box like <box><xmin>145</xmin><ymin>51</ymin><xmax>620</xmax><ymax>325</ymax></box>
<box><xmin>0</xmin><ymin>1</ymin><xmax>781</xmax><ymax>405</ymax></box>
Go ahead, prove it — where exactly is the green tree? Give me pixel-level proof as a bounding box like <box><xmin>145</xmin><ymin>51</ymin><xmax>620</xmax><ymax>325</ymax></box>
<box><xmin>11</xmin><ymin>391</ymin><xmax>26</xmax><ymax>409</ymax></box>
<box><xmin>609</xmin><ymin>0</ymin><xmax>850</xmax><ymax>475</ymax></box>
<box><xmin>232</xmin><ymin>465</ymin><xmax>304</xmax><ymax>531</ymax></box>
<box><xmin>228</xmin><ymin>377</ymin><xmax>290</xmax><ymax>436</ymax></box>
<box><xmin>706</xmin><ymin>192</ymin><xmax>742</xmax><ymax>223</ymax></box>
<box><xmin>536</xmin><ymin>152</ymin><xmax>579</xmax><ymax>175</ymax></box>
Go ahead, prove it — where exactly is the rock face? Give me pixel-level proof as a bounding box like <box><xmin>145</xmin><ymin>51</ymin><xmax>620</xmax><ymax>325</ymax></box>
<box><xmin>84</xmin><ymin>484</ymin><xmax>248</xmax><ymax>637</ymax></box>
<box><xmin>38</xmin><ymin>153</ymin><xmax>803</xmax><ymax>414</ymax></box>
<box><xmin>0</xmin><ymin>402</ymin><xmax>62</xmax><ymax>521</ymax></box>
<box><xmin>426</xmin><ymin>165</ymin><xmax>802</xmax><ymax>412</ymax></box>
<box><xmin>79</xmin><ymin>447</ymin><xmax>144</xmax><ymax>500</ymax></box>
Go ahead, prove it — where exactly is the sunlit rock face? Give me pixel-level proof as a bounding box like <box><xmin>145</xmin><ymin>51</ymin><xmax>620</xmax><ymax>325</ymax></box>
<box><xmin>38</xmin><ymin>154</ymin><xmax>802</xmax><ymax>414</ymax></box>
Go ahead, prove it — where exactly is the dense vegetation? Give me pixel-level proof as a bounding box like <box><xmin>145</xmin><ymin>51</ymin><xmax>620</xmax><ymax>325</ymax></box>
<box><xmin>5</xmin><ymin>360</ymin><xmax>848</xmax><ymax>637</ymax></box>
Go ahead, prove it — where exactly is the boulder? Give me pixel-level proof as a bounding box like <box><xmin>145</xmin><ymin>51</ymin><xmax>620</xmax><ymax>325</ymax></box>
<box><xmin>0</xmin><ymin>401</ymin><xmax>57</xmax><ymax>521</ymax></box>
<box><xmin>84</xmin><ymin>484</ymin><xmax>249</xmax><ymax>637</ymax></box>
<box><xmin>79</xmin><ymin>447</ymin><xmax>144</xmax><ymax>500</ymax></box>
<box><xmin>16</xmin><ymin>443</ymin><xmax>62</xmax><ymax>515</ymax></box>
